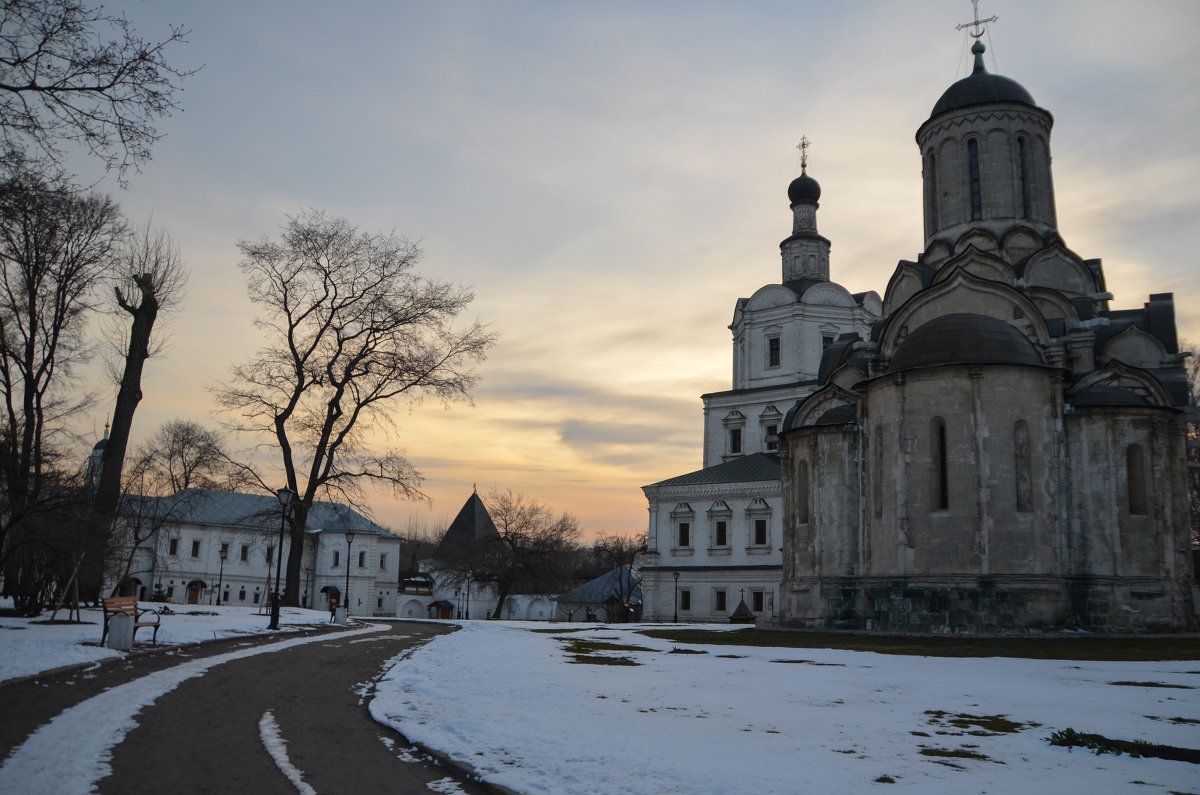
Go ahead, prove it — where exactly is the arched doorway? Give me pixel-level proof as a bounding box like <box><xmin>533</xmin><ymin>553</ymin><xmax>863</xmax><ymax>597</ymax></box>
<box><xmin>118</xmin><ymin>577</ymin><xmax>143</xmax><ymax>598</ymax></box>
<box><xmin>185</xmin><ymin>580</ymin><xmax>206</xmax><ymax>605</ymax></box>
<box><xmin>320</xmin><ymin>585</ymin><xmax>340</xmax><ymax>613</ymax></box>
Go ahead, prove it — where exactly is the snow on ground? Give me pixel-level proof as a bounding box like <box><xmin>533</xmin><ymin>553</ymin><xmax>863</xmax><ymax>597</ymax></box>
<box><xmin>370</xmin><ymin>622</ymin><xmax>1200</xmax><ymax>795</ymax></box>
<box><xmin>0</xmin><ymin>600</ymin><xmax>335</xmax><ymax>683</ymax></box>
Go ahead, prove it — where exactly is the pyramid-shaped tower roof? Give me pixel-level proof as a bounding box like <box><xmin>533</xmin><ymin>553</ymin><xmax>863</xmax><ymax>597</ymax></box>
<box><xmin>432</xmin><ymin>490</ymin><xmax>503</xmax><ymax>561</ymax></box>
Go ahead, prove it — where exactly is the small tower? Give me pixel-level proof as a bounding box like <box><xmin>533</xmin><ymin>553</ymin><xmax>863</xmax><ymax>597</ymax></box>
<box><xmin>780</xmin><ymin>137</ymin><xmax>831</xmax><ymax>282</ymax></box>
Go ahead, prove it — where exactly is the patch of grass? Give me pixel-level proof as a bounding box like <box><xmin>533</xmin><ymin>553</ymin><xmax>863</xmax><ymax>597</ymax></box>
<box><xmin>1109</xmin><ymin>681</ymin><xmax>1194</xmax><ymax>689</ymax></box>
<box><xmin>668</xmin><ymin>647</ymin><xmax>708</xmax><ymax>655</ymax></box>
<box><xmin>874</xmin><ymin>775</ymin><xmax>896</xmax><ymax>783</ymax></box>
<box><xmin>1047</xmin><ymin>728</ymin><xmax>1200</xmax><ymax>764</ymax></box>
<box><xmin>636</xmin><ymin>628</ymin><xmax>1200</xmax><ymax>661</ymax></box>
<box><xmin>919</xmin><ymin>747</ymin><xmax>995</xmax><ymax>762</ymax></box>
<box><xmin>770</xmin><ymin>658</ymin><xmax>846</xmax><ymax>666</ymax></box>
<box><xmin>567</xmin><ymin>654</ymin><xmax>640</xmax><ymax>666</ymax></box>
<box><xmin>910</xmin><ymin>731</ymin><xmax>930</xmax><ymax>737</ymax></box>
<box><xmin>1169</xmin><ymin>717</ymin><xmax>1200</xmax><ymax>725</ymax></box>
<box><xmin>716</xmin><ymin>654</ymin><xmax>746</xmax><ymax>658</ymax></box>
<box><xmin>557</xmin><ymin>638</ymin><xmax>655</xmax><ymax>654</ymax></box>
<box><xmin>925</xmin><ymin>710</ymin><xmax>1029</xmax><ymax>735</ymax></box>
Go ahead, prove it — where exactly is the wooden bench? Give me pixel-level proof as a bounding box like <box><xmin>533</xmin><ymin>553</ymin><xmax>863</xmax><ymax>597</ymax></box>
<box><xmin>101</xmin><ymin>596</ymin><xmax>162</xmax><ymax>646</ymax></box>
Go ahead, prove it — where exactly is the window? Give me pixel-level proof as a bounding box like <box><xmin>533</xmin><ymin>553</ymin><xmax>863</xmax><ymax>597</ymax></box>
<box><xmin>679</xmin><ymin>589</ymin><xmax>691</xmax><ymax>611</ymax></box>
<box><xmin>168</xmin><ymin>538</ymin><xmax>179</xmax><ymax>556</ymax></box>
<box><xmin>380</xmin><ymin>553</ymin><xmax>388</xmax><ymax>571</ymax></box>
<box><xmin>333</xmin><ymin>550</ymin><xmax>340</xmax><ymax>568</ymax></box>
<box><xmin>1018</xmin><ymin>137</ymin><xmax>1029</xmax><ymax>218</ymax></box>
<box><xmin>767</xmin><ymin>336</ymin><xmax>781</xmax><ymax>368</ymax></box>
<box><xmin>240</xmin><ymin>544</ymin><xmax>249</xmax><ymax>562</ymax></box>
<box><xmin>677</xmin><ymin>522</ymin><xmax>690</xmax><ymax>548</ymax></box>
<box><xmin>765</xmin><ymin>424</ymin><xmax>778</xmax><ymax>452</ymax></box>
<box><xmin>266</xmin><ymin>545</ymin><xmax>274</xmax><ymax>565</ymax></box>
<box><xmin>729</xmin><ymin>428</ymin><xmax>742</xmax><ymax>455</ymax></box>
<box><xmin>166</xmin><ymin>586</ymin><xmax>175</xmax><ymax>598</ymax></box>
<box><xmin>715</xmin><ymin>590</ymin><xmax>727</xmax><ymax>612</ymax></box>
<box><xmin>797</xmin><ymin>460</ymin><xmax>810</xmax><ymax>523</ymax></box>
<box><xmin>873</xmin><ymin>427</ymin><xmax>884</xmax><ymax>519</ymax></box>
<box><xmin>190</xmin><ymin>540</ymin><xmax>201</xmax><ymax>558</ymax></box>
<box><xmin>377</xmin><ymin>596</ymin><xmax>383</xmax><ymax>609</ymax></box>
<box><xmin>1127</xmin><ymin>444</ymin><xmax>1147</xmax><ymax>515</ymax></box>
<box><xmin>714</xmin><ymin>520</ymin><xmax>727</xmax><ymax>547</ymax></box>
<box><xmin>1014</xmin><ymin>420</ymin><xmax>1032</xmax><ymax>512</ymax></box>
<box><xmin>752</xmin><ymin>590</ymin><xmax>764</xmax><ymax>612</ymax></box>
<box><xmin>967</xmin><ymin>138</ymin><xmax>982</xmax><ymax>220</ymax></box>
<box><xmin>238</xmin><ymin>587</ymin><xmax>246</xmax><ymax>602</ymax></box>
<box><xmin>253</xmin><ymin>591</ymin><xmax>260</xmax><ymax>605</ymax></box>
<box><xmin>358</xmin><ymin>550</ymin><xmax>366</xmax><ymax>568</ymax></box>
<box><xmin>932</xmin><ymin>418</ymin><xmax>948</xmax><ymax>510</ymax></box>
<box><xmin>754</xmin><ymin>519</ymin><xmax>767</xmax><ymax>546</ymax></box>
<box><xmin>219</xmin><ymin>542</ymin><xmax>229</xmax><ymax>559</ymax></box>
<box><xmin>821</xmin><ymin>333</ymin><xmax>835</xmax><ymax>349</ymax></box>
<box><xmin>927</xmin><ymin>150</ymin><xmax>938</xmax><ymax>229</ymax></box>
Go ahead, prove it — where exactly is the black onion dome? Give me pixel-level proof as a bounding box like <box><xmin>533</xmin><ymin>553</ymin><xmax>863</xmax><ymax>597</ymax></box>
<box><xmin>787</xmin><ymin>170</ymin><xmax>821</xmax><ymax>204</ymax></box>
<box><xmin>930</xmin><ymin>40</ymin><xmax>1036</xmax><ymax>117</ymax></box>
<box><xmin>891</xmin><ymin>313</ymin><xmax>1043</xmax><ymax>371</ymax></box>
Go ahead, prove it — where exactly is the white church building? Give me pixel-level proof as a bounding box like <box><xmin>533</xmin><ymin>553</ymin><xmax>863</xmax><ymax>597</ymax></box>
<box><xmin>641</xmin><ymin>147</ymin><xmax>881</xmax><ymax>623</ymax></box>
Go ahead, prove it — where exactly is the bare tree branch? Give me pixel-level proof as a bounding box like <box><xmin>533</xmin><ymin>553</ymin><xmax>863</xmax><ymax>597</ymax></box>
<box><xmin>213</xmin><ymin>209</ymin><xmax>496</xmax><ymax>605</ymax></box>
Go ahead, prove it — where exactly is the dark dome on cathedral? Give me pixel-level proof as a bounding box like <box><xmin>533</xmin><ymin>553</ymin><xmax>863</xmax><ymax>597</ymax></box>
<box><xmin>787</xmin><ymin>170</ymin><xmax>821</xmax><ymax>204</ymax></box>
<box><xmin>930</xmin><ymin>41</ymin><xmax>1036</xmax><ymax>117</ymax></box>
<box><xmin>890</xmin><ymin>313</ymin><xmax>1044</xmax><ymax>371</ymax></box>
<box><xmin>92</xmin><ymin>437</ymin><xmax>107</xmax><ymax>451</ymax></box>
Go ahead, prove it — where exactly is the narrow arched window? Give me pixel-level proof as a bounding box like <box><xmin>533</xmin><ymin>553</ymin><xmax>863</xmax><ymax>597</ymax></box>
<box><xmin>931</xmin><ymin>418</ymin><xmax>948</xmax><ymax>510</ymax></box>
<box><xmin>1017</xmin><ymin>136</ymin><xmax>1030</xmax><ymax>219</ymax></box>
<box><xmin>873</xmin><ymin>426</ymin><xmax>884</xmax><ymax>519</ymax></box>
<box><xmin>1014</xmin><ymin>420</ymin><xmax>1032</xmax><ymax>512</ymax></box>
<box><xmin>927</xmin><ymin>150</ymin><xmax>938</xmax><ymax>231</ymax></box>
<box><xmin>1126</xmin><ymin>444</ymin><xmax>1147</xmax><ymax>515</ymax></box>
<box><xmin>967</xmin><ymin>139</ymin><xmax>982</xmax><ymax>220</ymax></box>
<box><xmin>796</xmin><ymin>460</ymin><xmax>809</xmax><ymax>524</ymax></box>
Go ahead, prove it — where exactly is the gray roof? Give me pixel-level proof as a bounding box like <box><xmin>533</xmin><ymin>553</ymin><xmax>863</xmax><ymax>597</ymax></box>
<box><xmin>929</xmin><ymin>41</ymin><xmax>1037</xmax><ymax>118</ymax></box>
<box><xmin>432</xmin><ymin>491</ymin><xmax>503</xmax><ymax>560</ymax></box>
<box><xmin>891</xmin><ymin>314</ymin><xmax>1044</xmax><ymax>371</ymax></box>
<box><xmin>557</xmin><ymin>566</ymin><xmax>642</xmax><ymax>606</ymax></box>
<box><xmin>164</xmin><ymin>489</ymin><xmax>386</xmax><ymax>535</ymax></box>
<box><xmin>647</xmin><ymin>453</ymin><xmax>780</xmax><ymax>488</ymax></box>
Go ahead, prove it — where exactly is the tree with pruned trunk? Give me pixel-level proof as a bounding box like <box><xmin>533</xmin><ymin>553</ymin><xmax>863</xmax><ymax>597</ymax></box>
<box><xmin>214</xmin><ymin>209</ymin><xmax>495</xmax><ymax>606</ymax></box>
<box><xmin>0</xmin><ymin>174</ymin><xmax>123</xmax><ymax>613</ymax></box>
<box><xmin>0</xmin><ymin>0</ymin><xmax>197</xmax><ymax>184</ymax></box>
<box><xmin>93</xmin><ymin>222</ymin><xmax>186</xmax><ymax>521</ymax></box>
<box><xmin>1182</xmin><ymin>340</ymin><xmax>1199</xmax><ymax>551</ymax></box>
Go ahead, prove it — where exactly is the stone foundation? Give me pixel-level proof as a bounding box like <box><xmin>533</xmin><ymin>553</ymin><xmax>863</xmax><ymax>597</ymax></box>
<box><xmin>783</xmin><ymin>575</ymin><xmax>1194</xmax><ymax>633</ymax></box>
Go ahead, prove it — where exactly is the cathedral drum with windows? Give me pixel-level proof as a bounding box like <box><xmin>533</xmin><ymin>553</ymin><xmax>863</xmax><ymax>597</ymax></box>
<box><xmin>778</xmin><ymin>41</ymin><xmax>1194</xmax><ymax>632</ymax></box>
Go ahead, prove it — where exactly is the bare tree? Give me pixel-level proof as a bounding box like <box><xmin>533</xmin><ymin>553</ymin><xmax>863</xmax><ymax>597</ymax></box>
<box><xmin>481</xmin><ymin>489</ymin><xmax>580</xmax><ymax>620</ymax></box>
<box><xmin>0</xmin><ymin>174</ymin><xmax>123</xmax><ymax>612</ymax></box>
<box><xmin>94</xmin><ymin>222</ymin><xmax>186</xmax><ymax>518</ymax></box>
<box><xmin>593</xmin><ymin>532</ymin><xmax>646</xmax><ymax>621</ymax></box>
<box><xmin>138</xmin><ymin>419</ymin><xmax>242</xmax><ymax>493</ymax></box>
<box><xmin>0</xmin><ymin>0</ymin><xmax>197</xmax><ymax>183</ymax></box>
<box><xmin>215</xmin><ymin>210</ymin><xmax>495</xmax><ymax>605</ymax></box>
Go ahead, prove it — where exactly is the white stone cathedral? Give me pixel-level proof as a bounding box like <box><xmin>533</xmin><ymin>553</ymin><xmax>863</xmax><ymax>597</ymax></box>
<box><xmin>779</xmin><ymin>39</ymin><xmax>1195</xmax><ymax>632</ymax></box>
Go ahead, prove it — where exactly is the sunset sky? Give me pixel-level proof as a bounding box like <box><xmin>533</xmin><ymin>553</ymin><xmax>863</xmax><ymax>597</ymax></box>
<box><xmin>78</xmin><ymin>1</ymin><xmax>1200</xmax><ymax>538</ymax></box>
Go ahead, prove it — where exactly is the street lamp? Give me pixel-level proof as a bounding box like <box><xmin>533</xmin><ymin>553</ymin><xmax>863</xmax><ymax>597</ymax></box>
<box><xmin>464</xmin><ymin>573</ymin><xmax>472</xmax><ymax>620</ymax></box>
<box><xmin>216</xmin><ymin>545</ymin><xmax>228</xmax><ymax>608</ymax></box>
<box><xmin>344</xmin><ymin>529</ymin><xmax>356</xmax><ymax>619</ymax></box>
<box><xmin>673</xmin><ymin>570</ymin><xmax>680</xmax><ymax>623</ymax></box>
<box><xmin>269</xmin><ymin>487</ymin><xmax>295</xmax><ymax>630</ymax></box>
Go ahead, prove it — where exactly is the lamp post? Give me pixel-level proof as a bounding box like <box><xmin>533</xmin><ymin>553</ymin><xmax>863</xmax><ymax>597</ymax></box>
<box><xmin>344</xmin><ymin>529</ymin><xmax>356</xmax><ymax>619</ymax></box>
<box><xmin>269</xmin><ymin>488</ymin><xmax>295</xmax><ymax>630</ymax></box>
<box><xmin>216</xmin><ymin>545</ymin><xmax>227</xmax><ymax>608</ymax></box>
<box><xmin>672</xmin><ymin>570</ymin><xmax>680</xmax><ymax>623</ymax></box>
